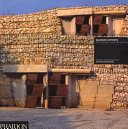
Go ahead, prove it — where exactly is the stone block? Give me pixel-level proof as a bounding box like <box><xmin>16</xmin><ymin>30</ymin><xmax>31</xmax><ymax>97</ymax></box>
<box><xmin>80</xmin><ymin>84</ymin><xmax>98</xmax><ymax>90</ymax></box>
<box><xmin>96</xmin><ymin>97</ymin><xmax>112</xmax><ymax>102</ymax></box>
<box><xmin>98</xmin><ymin>85</ymin><xmax>114</xmax><ymax>90</ymax></box>
<box><xmin>95</xmin><ymin>102</ymin><xmax>111</xmax><ymax>109</ymax></box>
<box><xmin>80</xmin><ymin>88</ymin><xmax>97</xmax><ymax>94</ymax></box>
<box><xmin>80</xmin><ymin>97</ymin><xmax>96</xmax><ymax>102</ymax></box>
<box><xmin>96</xmin><ymin>94</ymin><xmax>112</xmax><ymax>98</ymax></box>
<box><xmin>98</xmin><ymin>85</ymin><xmax>114</xmax><ymax>94</ymax></box>
<box><xmin>82</xmin><ymin>105</ymin><xmax>95</xmax><ymax>109</ymax></box>
<box><xmin>79</xmin><ymin>80</ymin><xmax>99</xmax><ymax>87</ymax></box>
<box><xmin>79</xmin><ymin>93</ymin><xmax>96</xmax><ymax>98</ymax></box>
<box><xmin>98</xmin><ymin>89</ymin><xmax>114</xmax><ymax>94</ymax></box>
<box><xmin>81</xmin><ymin>101</ymin><xmax>95</xmax><ymax>106</ymax></box>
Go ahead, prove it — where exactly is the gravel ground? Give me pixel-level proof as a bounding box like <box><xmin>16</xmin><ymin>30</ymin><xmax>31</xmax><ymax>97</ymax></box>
<box><xmin>0</xmin><ymin>107</ymin><xmax>128</xmax><ymax>129</ymax></box>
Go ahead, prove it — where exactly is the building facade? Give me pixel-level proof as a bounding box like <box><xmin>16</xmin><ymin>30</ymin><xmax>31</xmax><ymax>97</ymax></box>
<box><xmin>0</xmin><ymin>5</ymin><xmax>128</xmax><ymax>109</ymax></box>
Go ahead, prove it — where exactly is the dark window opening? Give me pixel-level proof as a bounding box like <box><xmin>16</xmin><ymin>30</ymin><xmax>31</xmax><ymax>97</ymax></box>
<box><xmin>36</xmin><ymin>97</ymin><xmax>41</xmax><ymax>107</ymax></box>
<box><xmin>76</xmin><ymin>15</ymin><xmax>90</xmax><ymax>36</ymax></box>
<box><xmin>36</xmin><ymin>73</ymin><xmax>44</xmax><ymax>84</ymax></box>
<box><xmin>76</xmin><ymin>24</ymin><xmax>82</xmax><ymax>34</ymax></box>
<box><xmin>102</xmin><ymin>16</ymin><xmax>106</xmax><ymax>24</ymax></box>
<box><xmin>84</xmin><ymin>15</ymin><xmax>90</xmax><ymax>24</ymax></box>
<box><xmin>93</xmin><ymin>25</ymin><xmax>99</xmax><ymax>34</ymax></box>
<box><xmin>93</xmin><ymin>15</ymin><xmax>108</xmax><ymax>36</ymax></box>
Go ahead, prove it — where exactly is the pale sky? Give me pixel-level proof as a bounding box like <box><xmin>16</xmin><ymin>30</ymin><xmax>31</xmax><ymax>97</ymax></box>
<box><xmin>0</xmin><ymin>0</ymin><xmax>127</xmax><ymax>15</ymax></box>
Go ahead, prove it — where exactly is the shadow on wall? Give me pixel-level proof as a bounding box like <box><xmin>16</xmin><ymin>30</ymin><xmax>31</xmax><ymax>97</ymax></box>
<box><xmin>0</xmin><ymin>48</ymin><xmax>26</xmax><ymax>107</ymax></box>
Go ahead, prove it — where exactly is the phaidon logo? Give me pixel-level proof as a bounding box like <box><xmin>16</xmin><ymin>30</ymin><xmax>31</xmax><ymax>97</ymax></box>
<box><xmin>0</xmin><ymin>121</ymin><xmax>29</xmax><ymax>129</ymax></box>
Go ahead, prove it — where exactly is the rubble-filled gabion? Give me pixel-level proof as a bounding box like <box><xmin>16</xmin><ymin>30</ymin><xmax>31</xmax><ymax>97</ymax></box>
<box><xmin>0</xmin><ymin>34</ymin><xmax>128</xmax><ymax>108</ymax></box>
<box><xmin>0</xmin><ymin>9</ymin><xmax>62</xmax><ymax>34</ymax></box>
<box><xmin>0</xmin><ymin>5</ymin><xmax>128</xmax><ymax>108</ymax></box>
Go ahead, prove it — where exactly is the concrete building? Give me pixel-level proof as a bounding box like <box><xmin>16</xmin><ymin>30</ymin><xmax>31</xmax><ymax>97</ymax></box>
<box><xmin>0</xmin><ymin>5</ymin><xmax>128</xmax><ymax>109</ymax></box>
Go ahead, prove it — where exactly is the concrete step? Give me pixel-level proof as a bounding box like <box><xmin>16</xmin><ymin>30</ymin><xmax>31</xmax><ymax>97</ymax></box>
<box><xmin>94</xmin><ymin>102</ymin><xmax>111</xmax><ymax>109</ymax></box>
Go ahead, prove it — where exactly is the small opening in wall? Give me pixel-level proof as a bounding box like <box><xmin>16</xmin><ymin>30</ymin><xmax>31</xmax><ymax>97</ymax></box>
<box><xmin>84</xmin><ymin>15</ymin><xmax>90</xmax><ymax>24</ymax></box>
<box><xmin>93</xmin><ymin>24</ymin><xmax>99</xmax><ymax>34</ymax></box>
<box><xmin>102</xmin><ymin>16</ymin><xmax>106</xmax><ymax>24</ymax></box>
<box><xmin>76</xmin><ymin>24</ymin><xmax>82</xmax><ymax>34</ymax></box>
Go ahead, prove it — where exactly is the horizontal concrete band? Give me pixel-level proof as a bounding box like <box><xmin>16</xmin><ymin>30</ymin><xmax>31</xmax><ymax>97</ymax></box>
<box><xmin>3</xmin><ymin>65</ymin><xmax>48</xmax><ymax>73</ymax></box>
<box><xmin>3</xmin><ymin>65</ymin><xmax>90</xmax><ymax>74</ymax></box>
<box><xmin>48</xmin><ymin>68</ymin><xmax>90</xmax><ymax>74</ymax></box>
<box><xmin>57</xmin><ymin>8</ymin><xmax>126</xmax><ymax>16</ymax></box>
<box><xmin>57</xmin><ymin>8</ymin><xmax>93</xmax><ymax>16</ymax></box>
<box><xmin>94</xmin><ymin>11</ymin><xmax>126</xmax><ymax>15</ymax></box>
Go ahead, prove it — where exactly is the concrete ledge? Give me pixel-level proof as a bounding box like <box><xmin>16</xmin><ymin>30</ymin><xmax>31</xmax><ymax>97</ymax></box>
<box><xmin>3</xmin><ymin>65</ymin><xmax>48</xmax><ymax>73</ymax></box>
<box><xmin>94</xmin><ymin>10</ymin><xmax>126</xmax><ymax>15</ymax></box>
<box><xmin>57</xmin><ymin>8</ymin><xmax>92</xmax><ymax>16</ymax></box>
<box><xmin>48</xmin><ymin>68</ymin><xmax>90</xmax><ymax>74</ymax></box>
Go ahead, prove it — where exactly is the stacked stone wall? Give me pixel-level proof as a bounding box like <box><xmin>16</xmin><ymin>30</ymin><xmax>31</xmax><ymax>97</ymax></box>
<box><xmin>0</xmin><ymin>5</ymin><xmax>128</xmax><ymax>108</ymax></box>
<box><xmin>0</xmin><ymin>5</ymin><xmax>127</xmax><ymax>35</ymax></box>
<box><xmin>121</xmin><ymin>14</ymin><xmax>128</xmax><ymax>35</ymax></box>
<box><xmin>0</xmin><ymin>34</ymin><xmax>128</xmax><ymax>108</ymax></box>
<box><xmin>0</xmin><ymin>9</ymin><xmax>62</xmax><ymax>35</ymax></box>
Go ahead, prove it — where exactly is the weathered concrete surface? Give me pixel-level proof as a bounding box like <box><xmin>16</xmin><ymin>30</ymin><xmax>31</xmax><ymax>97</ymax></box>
<box><xmin>3</xmin><ymin>65</ymin><xmax>48</xmax><ymax>73</ymax></box>
<box><xmin>0</xmin><ymin>75</ymin><xmax>15</xmax><ymax>106</ymax></box>
<box><xmin>0</xmin><ymin>108</ymin><xmax>128</xmax><ymax>129</ymax></box>
<box><xmin>11</xmin><ymin>75</ymin><xmax>27</xmax><ymax>108</ymax></box>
